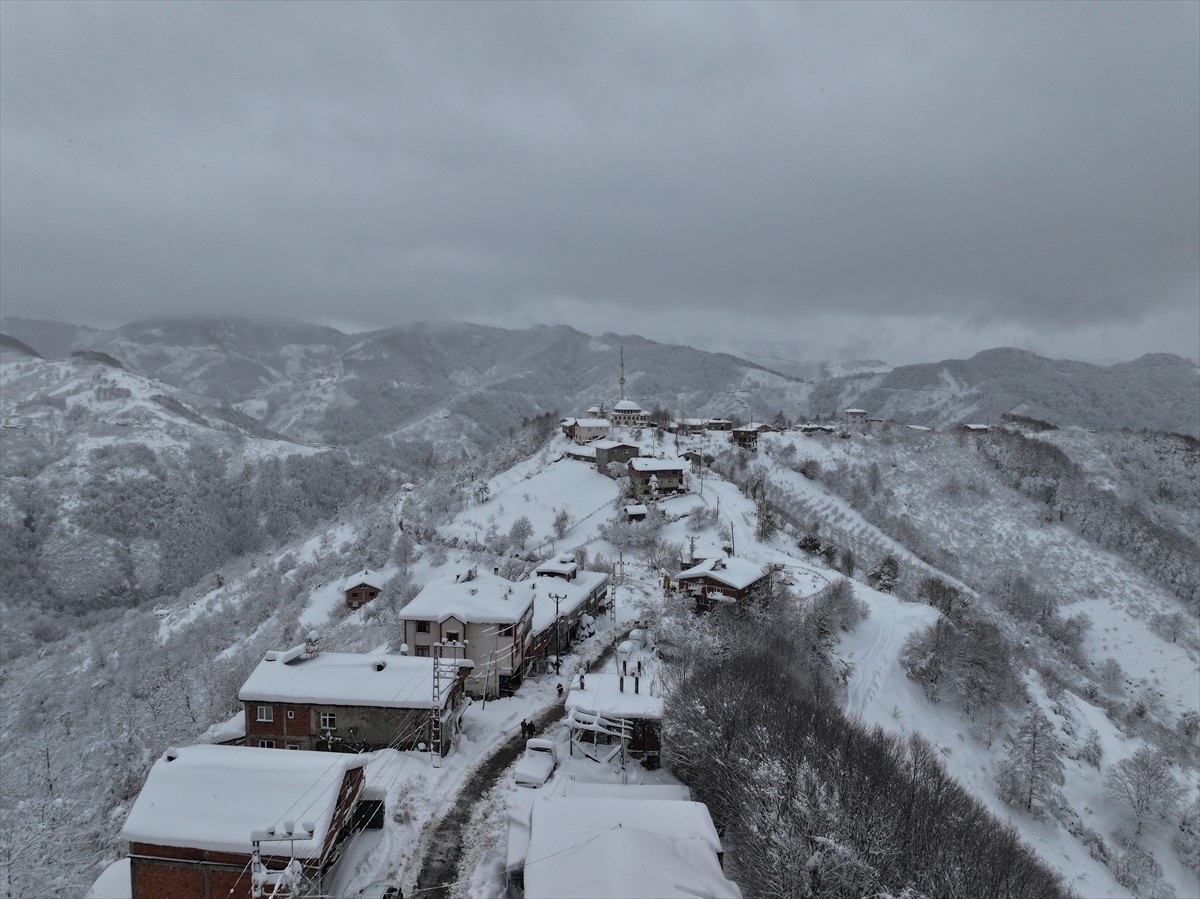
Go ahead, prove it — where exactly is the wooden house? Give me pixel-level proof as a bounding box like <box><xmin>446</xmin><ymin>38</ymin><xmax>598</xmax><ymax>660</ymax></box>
<box><xmin>342</xmin><ymin>571</ymin><xmax>382</xmax><ymax>611</ymax></box>
<box><xmin>673</xmin><ymin>556</ymin><xmax>768</xmax><ymax>611</ymax></box>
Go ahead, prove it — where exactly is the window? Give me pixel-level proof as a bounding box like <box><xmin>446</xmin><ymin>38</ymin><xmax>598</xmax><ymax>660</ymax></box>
<box><xmin>445</xmin><ymin>630</ymin><xmax>459</xmax><ymax>643</ymax></box>
<box><xmin>500</xmin><ymin>624</ymin><xmax>514</xmax><ymax>637</ymax></box>
<box><xmin>286</xmin><ymin>744</ymin><xmax>299</xmax><ymax>750</ymax></box>
<box><xmin>256</xmin><ymin>705</ymin><xmax>273</xmax><ymax>723</ymax></box>
<box><xmin>414</xmin><ymin>645</ymin><xmax>430</xmax><ymax>657</ymax></box>
<box><xmin>258</xmin><ymin>739</ymin><xmax>275</xmax><ymax>748</ymax></box>
<box><xmin>416</xmin><ymin>621</ymin><xmax>430</xmax><ymax>633</ymax></box>
<box><xmin>287</xmin><ymin>710</ymin><xmax>295</xmax><ymax>720</ymax></box>
<box><xmin>320</xmin><ymin>712</ymin><xmax>337</xmax><ymax>730</ymax></box>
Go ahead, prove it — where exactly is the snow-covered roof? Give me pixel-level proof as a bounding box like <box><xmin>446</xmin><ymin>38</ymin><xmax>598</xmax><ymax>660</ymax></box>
<box><xmin>121</xmin><ymin>745</ymin><xmax>364</xmax><ymax>856</ymax></box>
<box><xmin>86</xmin><ymin>858</ymin><xmax>131</xmax><ymax>899</ymax></box>
<box><xmin>200</xmin><ymin>709</ymin><xmax>246</xmax><ymax>743</ymax></box>
<box><xmin>340</xmin><ymin>568</ymin><xmax>386</xmax><ymax>591</ymax></box>
<box><xmin>534</xmin><ymin>555</ymin><xmax>579</xmax><ymax>577</ymax></box>
<box><xmin>684</xmin><ymin>540</ymin><xmax>726</xmax><ymax>564</ymax></box>
<box><xmin>401</xmin><ymin>570</ymin><xmax>534</xmax><ymax>624</ymax></box>
<box><xmin>565</xmin><ymin>445</ymin><xmax>596</xmax><ymax>459</ymax></box>
<box><xmin>530</xmin><ymin>570</ymin><xmax>609</xmax><ymax>633</ymax></box>
<box><xmin>524</xmin><ymin>798</ymin><xmax>739</xmax><ymax>899</ymax></box>
<box><xmin>591</xmin><ymin>439</ymin><xmax>637</xmax><ymax>450</ymax></box>
<box><xmin>907</xmin><ymin>424</ymin><xmax>932</xmax><ymax>431</ymax></box>
<box><xmin>613</xmin><ymin>400</ymin><xmax>642</xmax><ymax>411</ymax></box>
<box><xmin>560</xmin><ymin>782</ymin><xmax>691</xmax><ymax>801</ymax></box>
<box><xmin>629</xmin><ymin>457</ymin><xmax>684</xmax><ymax>473</ymax></box>
<box><xmin>674</xmin><ymin>556</ymin><xmax>766</xmax><ymax>591</ymax></box>
<box><xmin>624</xmin><ymin>504</ymin><xmax>648</xmax><ymax>516</ymax></box>
<box><xmin>963</xmin><ymin>423</ymin><xmax>990</xmax><ymax>430</ymax></box>
<box><xmin>574</xmin><ymin>418</ymin><xmax>610</xmax><ymax>428</ymax></box>
<box><xmin>566</xmin><ymin>672</ymin><xmax>663</xmax><ymax>719</ymax></box>
<box><xmin>845</xmin><ymin>408</ymin><xmax>867</xmax><ymax>414</ymax></box>
<box><xmin>239</xmin><ymin>650</ymin><xmax>460</xmax><ymax>708</ymax></box>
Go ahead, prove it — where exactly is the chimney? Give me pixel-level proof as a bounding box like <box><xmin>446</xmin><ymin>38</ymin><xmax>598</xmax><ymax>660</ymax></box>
<box><xmin>494</xmin><ymin>566</ymin><xmax>499</xmax><ymax>576</ymax></box>
<box><xmin>165</xmin><ymin>748</ymin><xmax>179</xmax><ymax>762</ymax></box>
<box><xmin>374</xmin><ymin>660</ymin><xmax>387</xmax><ymax>672</ymax></box>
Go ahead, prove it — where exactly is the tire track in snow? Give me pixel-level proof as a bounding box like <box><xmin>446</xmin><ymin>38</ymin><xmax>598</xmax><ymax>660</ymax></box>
<box><xmin>846</xmin><ymin>598</ymin><xmax>899</xmax><ymax>722</ymax></box>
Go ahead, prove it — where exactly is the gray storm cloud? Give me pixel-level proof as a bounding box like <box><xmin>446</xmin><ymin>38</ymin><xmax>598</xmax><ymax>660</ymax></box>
<box><xmin>1</xmin><ymin>1</ymin><xmax>1196</xmax><ymax>362</ymax></box>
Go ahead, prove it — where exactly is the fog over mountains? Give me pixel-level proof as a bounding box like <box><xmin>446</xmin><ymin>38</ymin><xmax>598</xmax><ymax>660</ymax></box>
<box><xmin>4</xmin><ymin>316</ymin><xmax>1197</xmax><ymax>442</ymax></box>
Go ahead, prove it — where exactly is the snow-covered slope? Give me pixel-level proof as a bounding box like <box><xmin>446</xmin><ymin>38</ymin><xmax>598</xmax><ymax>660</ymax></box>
<box><xmin>808</xmin><ymin>347</ymin><xmax>1200</xmax><ymax>435</ymax></box>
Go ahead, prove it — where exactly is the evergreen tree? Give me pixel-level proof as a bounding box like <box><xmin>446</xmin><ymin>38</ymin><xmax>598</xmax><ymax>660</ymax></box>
<box><xmin>997</xmin><ymin>707</ymin><xmax>1065</xmax><ymax>819</ymax></box>
<box><xmin>868</xmin><ymin>553</ymin><xmax>900</xmax><ymax>593</ymax></box>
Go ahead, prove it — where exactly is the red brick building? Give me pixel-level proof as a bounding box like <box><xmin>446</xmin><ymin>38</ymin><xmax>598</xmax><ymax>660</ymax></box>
<box><xmin>239</xmin><ymin>639</ymin><xmax>469</xmax><ymax>756</ymax></box>
<box><xmin>121</xmin><ymin>745</ymin><xmax>365</xmax><ymax>899</ymax></box>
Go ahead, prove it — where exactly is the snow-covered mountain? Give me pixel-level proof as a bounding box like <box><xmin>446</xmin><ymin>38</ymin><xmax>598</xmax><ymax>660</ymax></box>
<box><xmin>808</xmin><ymin>347</ymin><xmax>1200</xmax><ymax>435</ymax></box>
<box><xmin>2</xmin><ymin>318</ymin><xmax>811</xmax><ymax>451</ymax></box>
<box><xmin>3</xmin><ymin>418</ymin><xmax>1195</xmax><ymax>898</ymax></box>
<box><xmin>2</xmin><ymin>319</ymin><xmax>1198</xmax><ymax>898</ymax></box>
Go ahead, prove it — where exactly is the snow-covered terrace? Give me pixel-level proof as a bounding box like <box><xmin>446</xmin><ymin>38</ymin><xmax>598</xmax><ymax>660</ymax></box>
<box><xmin>121</xmin><ymin>745</ymin><xmax>364</xmax><ymax>857</ymax></box>
<box><xmin>565</xmin><ymin>672</ymin><xmax>663</xmax><ymax>720</ymax></box>
<box><xmin>239</xmin><ymin>650</ymin><xmax>465</xmax><ymax>709</ymax></box>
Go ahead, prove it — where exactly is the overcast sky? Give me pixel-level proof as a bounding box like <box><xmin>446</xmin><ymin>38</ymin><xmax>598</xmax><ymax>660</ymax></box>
<box><xmin>2</xmin><ymin>1</ymin><xmax>1197</xmax><ymax>364</ymax></box>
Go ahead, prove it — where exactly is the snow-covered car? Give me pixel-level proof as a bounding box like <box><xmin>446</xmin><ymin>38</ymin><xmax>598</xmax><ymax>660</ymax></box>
<box><xmin>358</xmin><ymin>880</ymin><xmax>403</xmax><ymax>899</ymax></box>
<box><xmin>514</xmin><ymin>738</ymin><xmax>558</xmax><ymax>787</ymax></box>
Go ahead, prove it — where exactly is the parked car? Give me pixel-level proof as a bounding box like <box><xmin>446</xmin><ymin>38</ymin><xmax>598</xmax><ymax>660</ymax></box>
<box><xmin>359</xmin><ymin>880</ymin><xmax>402</xmax><ymax>899</ymax></box>
<box><xmin>514</xmin><ymin>738</ymin><xmax>558</xmax><ymax>787</ymax></box>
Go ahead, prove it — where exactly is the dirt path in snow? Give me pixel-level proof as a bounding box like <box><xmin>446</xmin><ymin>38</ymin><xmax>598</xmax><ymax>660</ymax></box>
<box><xmin>410</xmin><ymin>628</ymin><xmax>632</xmax><ymax>899</ymax></box>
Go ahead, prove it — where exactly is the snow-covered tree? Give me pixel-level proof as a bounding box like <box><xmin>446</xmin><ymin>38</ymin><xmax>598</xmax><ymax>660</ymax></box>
<box><xmin>1106</xmin><ymin>747</ymin><xmax>1188</xmax><ymax>836</ymax></box>
<box><xmin>508</xmin><ymin>515</ymin><xmax>533</xmax><ymax>549</ymax></box>
<box><xmin>868</xmin><ymin>553</ymin><xmax>900</xmax><ymax>593</ymax></box>
<box><xmin>996</xmin><ymin>707</ymin><xmax>1065</xmax><ymax>819</ymax></box>
<box><xmin>1176</xmin><ymin>792</ymin><xmax>1200</xmax><ymax>875</ymax></box>
<box><xmin>552</xmin><ymin>508</ymin><xmax>571</xmax><ymax>540</ymax></box>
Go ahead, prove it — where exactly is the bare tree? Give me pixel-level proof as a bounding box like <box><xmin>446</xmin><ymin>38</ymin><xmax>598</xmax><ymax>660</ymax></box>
<box><xmin>1106</xmin><ymin>747</ymin><xmax>1188</xmax><ymax>836</ymax></box>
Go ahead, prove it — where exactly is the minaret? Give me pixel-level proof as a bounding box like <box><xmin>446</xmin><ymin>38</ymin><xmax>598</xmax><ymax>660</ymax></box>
<box><xmin>619</xmin><ymin>346</ymin><xmax>626</xmax><ymax>402</ymax></box>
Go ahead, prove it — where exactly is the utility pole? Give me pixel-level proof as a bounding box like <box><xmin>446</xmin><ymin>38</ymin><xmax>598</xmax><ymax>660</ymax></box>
<box><xmin>430</xmin><ymin>639</ymin><xmax>460</xmax><ymax>767</ymax></box>
<box><xmin>548</xmin><ymin>592</ymin><xmax>566</xmax><ymax>675</ymax></box>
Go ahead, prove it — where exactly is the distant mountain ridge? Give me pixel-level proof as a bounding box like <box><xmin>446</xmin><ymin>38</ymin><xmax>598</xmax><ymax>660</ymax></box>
<box><xmin>808</xmin><ymin>347</ymin><xmax>1200</xmax><ymax>435</ymax></box>
<box><xmin>3</xmin><ymin>317</ymin><xmax>1196</xmax><ymax>438</ymax></box>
